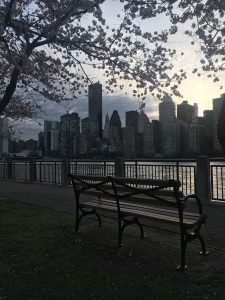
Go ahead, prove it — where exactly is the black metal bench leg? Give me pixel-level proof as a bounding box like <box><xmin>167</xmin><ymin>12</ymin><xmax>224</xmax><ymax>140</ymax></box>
<box><xmin>75</xmin><ymin>214</ymin><xmax>84</xmax><ymax>233</ymax></box>
<box><xmin>136</xmin><ymin>219</ymin><xmax>144</xmax><ymax>239</ymax></box>
<box><xmin>75</xmin><ymin>209</ymin><xmax>80</xmax><ymax>233</ymax></box>
<box><xmin>198</xmin><ymin>234</ymin><xmax>209</xmax><ymax>255</ymax></box>
<box><xmin>177</xmin><ymin>237</ymin><xmax>188</xmax><ymax>271</ymax></box>
<box><xmin>95</xmin><ymin>211</ymin><xmax>102</xmax><ymax>227</ymax></box>
<box><xmin>118</xmin><ymin>218</ymin><xmax>125</xmax><ymax>247</ymax></box>
<box><xmin>75</xmin><ymin>208</ymin><xmax>101</xmax><ymax>233</ymax></box>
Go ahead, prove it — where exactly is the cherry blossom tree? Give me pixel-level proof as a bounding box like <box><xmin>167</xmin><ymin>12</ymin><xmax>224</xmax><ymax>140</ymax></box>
<box><xmin>0</xmin><ymin>0</ymin><xmax>225</xmax><ymax>120</ymax></box>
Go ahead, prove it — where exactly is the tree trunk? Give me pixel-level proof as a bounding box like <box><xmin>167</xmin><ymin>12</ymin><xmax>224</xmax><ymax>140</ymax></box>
<box><xmin>217</xmin><ymin>98</ymin><xmax>225</xmax><ymax>155</ymax></box>
<box><xmin>0</xmin><ymin>67</ymin><xmax>20</xmax><ymax>115</ymax></box>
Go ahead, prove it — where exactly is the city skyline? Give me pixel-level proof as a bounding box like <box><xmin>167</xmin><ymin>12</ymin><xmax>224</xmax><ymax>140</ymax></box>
<box><xmin>14</xmin><ymin>86</ymin><xmax>224</xmax><ymax>140</ymax></box>
<box><xmin>4</xmin><ymin>89</ymin><xmax>224</xmax><ymax>159</ymax></box>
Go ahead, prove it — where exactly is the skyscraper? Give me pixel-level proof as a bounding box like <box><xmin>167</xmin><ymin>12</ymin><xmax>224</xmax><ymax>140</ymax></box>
<box><xmin>60</xmin><ymin>112</ymin><xmax>80</xmax><ymax>157</ymax></box>
<box><xmin>44</xmin><ymin>120</ymin><xmax>60</xmax><ymax>153</ymax></box>
<box><xmin>109</xmin><ymin>110</ymin><xmax>122</xmax><ymax>153</ymax></box>
<box><xmin>126</xmin><ymin>111</ymin><xmax>139</xmax><ymax>132</ymax></box>
<box><xmin>159</xmin><ymin>95</ymin><xmax>175</xmax><ymax>123</ymax></box>
<box><xmin>204</xmin><ymin>110</ymin><xmax>214</xmax><ymax>155</ymax></box>
<box><xmin>189</xmin><ymin>117</ymin><xmax>206</xmax><ymax>156</ymax></box>
<box><xmin>193</xmin><ymin>103</ymin><xmax>198</xmax><ymax>117</ymax></box>
<box><xmin>152</xmin><ymin>120</ymin><xmax>162</xmax><ymax>154</ymax></box>
<box><xmin>123</xmin><ymin>127</ymin><xmax>136</xmax><ymax>158</ymax></box>
<box><xmin>213</xmin><ymin>96</ymin><xmax>224</xmax><ymax>154</ymax></box>
<box><xmin>38</xmin><ymin>131</ymin><xmax>44</xmax><ymax>151</ymax></box>
<box><xmin>143</xmin><ymin>122</ymin><xmax>155</xmax><ymax>157</ymax></box>
<box><xmin>159</xmin><ymin>96</ymin><xmax>177</xmax><ymax>157</ymax></box>
<box><xmin>103</xmin><ymin>113</ymin><xmax>110</xmax><ymax>139</ymax></box>
<box><xmin>124</xmin><ymin>110</ymin><xmax>139</xmax><ymax>157</ymax></box>
<box><xmin>138</xmin><ymin>110</ymin><xmax>149</xmax><ymax>134</ymax></box>
<box><xmin>177</xmin><ymin>101</ymin><xmax>195</xmax><ymax>124</ymax></box>
<box><xmin>88</xmin><ymin>82</ymin><xmax>102</xmax><ymax>138</ymax></box>
<box><xmin>81</xmin><ymin>117</ymin><xmax>90</xmax><ymax>136</ymax></box>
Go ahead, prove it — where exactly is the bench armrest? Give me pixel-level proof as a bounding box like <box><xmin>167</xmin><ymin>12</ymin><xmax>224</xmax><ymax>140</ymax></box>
<box><xmin>183</xmin><ymin>194</ymin><xmax>203</xmax><ymax>215</ymax></box>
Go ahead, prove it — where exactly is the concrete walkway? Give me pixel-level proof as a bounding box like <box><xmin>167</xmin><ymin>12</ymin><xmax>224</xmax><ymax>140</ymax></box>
<box><xmin>1</xmin><ymin>180</ymin><xmax>225</xmax><ymax>252</ymax></box>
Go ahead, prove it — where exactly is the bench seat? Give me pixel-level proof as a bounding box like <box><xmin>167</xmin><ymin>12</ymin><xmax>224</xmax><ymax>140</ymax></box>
<box><xmin>81</xmin><ymin>198</ymin><xmax>202</xmax><ymax>227</ymax></box>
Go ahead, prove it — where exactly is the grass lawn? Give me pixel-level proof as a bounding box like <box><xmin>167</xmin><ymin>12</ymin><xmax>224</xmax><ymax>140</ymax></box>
<box><xmin>0</xmin><ymin>199</ymin><xmax>224</xmax><ymax>300</ymax></box>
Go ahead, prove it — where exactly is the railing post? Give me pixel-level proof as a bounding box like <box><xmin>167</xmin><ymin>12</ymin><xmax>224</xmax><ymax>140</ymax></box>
<box><xmin>7</xmin><ymin>159</ymin><xmax>12</xmax><ymax>179</ymax></box>
<box><xmin>61</xmin><ymin>158</ymin><xmax>69</xmax><ymax>185</ymax></box>
<box><xmin>176</xmin><ymin>161</ymin><xmax>179</xmax><ymax>181</ymax></box>
<box><xmin>196</xmin><ymin>156</ymin><xmax>211</xmax><ymax>205</ymax></box>
<box><xmin>135</xmin><ymin>160</ymin><xmax>138</xmax><ymax>178</ymax></box>
<box><xmin>104</xmin><ymin>161</ymin><xmax>106</xmax><ymax>176</ymax></box>
<box><xmin>114</xmin><ymin>157</ymin><xmax>125</xmax><ymax>177</ymax></box>
<box><xmin>29</xmin><ymin>160</ymin><xmax>36</xmax><ymax>182</ymax></box>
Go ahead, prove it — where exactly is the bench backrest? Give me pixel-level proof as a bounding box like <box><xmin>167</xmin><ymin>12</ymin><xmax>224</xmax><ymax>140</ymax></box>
<box><xmin>68</xmin><ymin>174</ymin><xmax>184</xmax><ymax>212</ymax></box>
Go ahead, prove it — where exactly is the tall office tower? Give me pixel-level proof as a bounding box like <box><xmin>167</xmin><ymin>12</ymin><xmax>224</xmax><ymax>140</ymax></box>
<box><xmin>108</xmin><ymin>110</ymin><xmax>122</xmax><ymax>153</ymax></box>
<box><xmin>125</xmin><ymin>110</ymin><xmax>139</xmax><ymax>157</ymax></box>
<box><xmin>78</xmin><ymin>134</ymin><xmax>90</xmax><ymax>155</ymax></box>
<box><xmin>189</xmin><ymin>117</ymin><xmax>206</xmax><ymax>156</ymax></box>
<box><xmin>109</xmin><ymin>110</ymin><xmax>122</xmax><ymax>129</ymax></box>
<box><xmin>60</xmin><ymin>112</ymin><xmax>80</xmax><ymax>157</ymax></box>
<box><xmin>103</xmin><ymin>113</ymin><xmax>110</xmax><ymax>139</ymax></box>
<box><xmin>137</xmin><ymin>110</ymin><xmax>150</xmax><ymax>157</ymax></box>
<box><xmin>0</xmin><ymin>118</ymin><xmax>9</xmax><ymax>154</ymax></box>
<box><xmin>81</xmin><ymin>117</ymin><xmax>90</xmax><ymax>136</ymax></box>
<box><xmin>159</xmin><ymin>96</ymin><xmax>177</xmax><ymax>157</ymax></box>
<box><xmin>194</xmin><ymin>103</ymin><xmax>198</xmax><ymax>117</ymax></box>
<box><xmin>123</xmin><ymin>127</ymin><xmax>136</xmax><ymax>158</ymax></box>
<box><xmin>138</xmin><ymin>110</ymin><xmax>149</xmax><ymax>134</ymax></box>
<box><xmin>143</xmin><ymin>122</ymin><xmax>155</xmax><ymax>157</ymax></box>
<box><xmin>162</xmin><ymin>116</ymin><xmax>179</xmax><ymax>157</ymax></box>
<box><xmin>38</xmin><ymin>131</ymin><xmax>44</xmax><ymax>151</ymax></box>
<box><xmin>177</xmin><ymin>100</ymin><xmax>195</xmax><ymax>124</ymax></box>
<box><xmin>213</xmin><ymin>96</ymin><xmax>224</xmax><ymax>155</ymax></box>
<box><xmin>88</xmin><ymin>82</ymin><xmax>102</xmax><ymax>138</ymax></box>
<box><xmin>203</xmin><ymin>110</ymin><xmax>214</xmax><ymax>155</ymax></box>
<box><xmin>126</xmin><ymin>111</ymin><xmax>139</xmax><ymax>132</ymax></box>
<box><xmin>44</xmin><ymin>120</ymin><xmax>60</xmax><ymax>153</ymax></box>
<box><xmin>51</xmin><ymin>129</ymin><xmax>59</xmax><ymax>151</ymax></box>
<box><xmin>159</xmin><ymin>95</ymin><xmax>175</xmax><ymax>123</ymax></box>
<box><xmin>152</xmin><ymin>120</ymin><xmax>163</xmax><ymax>154</ymax></box>
<box><xmin>177</xmin><ymin>120</ymin><xmax>190</xmax><ymax>157</ymax></box>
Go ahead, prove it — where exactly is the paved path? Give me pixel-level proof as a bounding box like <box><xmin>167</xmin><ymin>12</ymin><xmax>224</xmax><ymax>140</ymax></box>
<box><xmin>1</xmin><ymin>180</ymin><xmax>225</xmax><ymax>251</ymax></box>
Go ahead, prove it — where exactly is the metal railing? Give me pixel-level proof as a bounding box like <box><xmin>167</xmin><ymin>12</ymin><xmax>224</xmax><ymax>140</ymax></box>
<box><xmin>1</xmin><ymin>158</ymin><xmax>225</xmax><ymax>200</ymax></box>
<box><xmin>211</xmin><ymin>159</ymin><xmax>225</xmax><ymax>201</ymax></box>
<box><xmin>124</xmin><ymin>160</ymin><xmax>196</xmax><ymax>195</ymax></box>
<box><xmin>69</xmin><ymin>160</ymin><xmax>115</xmax><ymax>177</ymax></box>
<box><xmin>35</xmin><ymin>161</ymin><xmax>62</xmax><ymax>184</ymax></box>
<box><xmin>11</xmin><ymin>161</ymin><xmax>30</xmax><ymax>181</ymax></box>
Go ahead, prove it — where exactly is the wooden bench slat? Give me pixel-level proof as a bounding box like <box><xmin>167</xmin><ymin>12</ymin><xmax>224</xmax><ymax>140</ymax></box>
<box><xmin>82</xmin><ymin>200</ymin><xmax>198</xmax><ymax>226</ymax></box>
<box><xmin>80</xmin><ymin>190</ymin><xmax>181</xmax><ymax>208</ymax></box>
<box><xmin>82</xmin><ymin>203</ymin><xmax>197</xmax><ymax>225</ymax></box>
<box><xmin>88</xmin><ymin>197</ymin><xmax>200</xmax><ymax>220</ymax></box>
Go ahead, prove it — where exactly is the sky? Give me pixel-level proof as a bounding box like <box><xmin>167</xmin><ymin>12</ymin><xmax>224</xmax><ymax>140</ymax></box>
<box><xmin>14</xmin><ymin>0</ymin><xmax>224</xmax><ymax>140</ymax></box>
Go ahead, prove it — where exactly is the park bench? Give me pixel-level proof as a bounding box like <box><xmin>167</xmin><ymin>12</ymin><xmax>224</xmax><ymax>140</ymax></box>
<box><xmin>68</xmin><ymin>174</ymin><xmax>208</xmax><ymax>270</ymax></box>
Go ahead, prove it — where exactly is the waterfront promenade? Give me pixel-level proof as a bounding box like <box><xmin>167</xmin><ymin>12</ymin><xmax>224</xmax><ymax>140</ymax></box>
<box><xmin>1</xmin><ymin>180</ymin><xmax>225</xmax><ymax>253</ymax></box>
